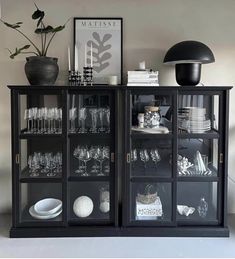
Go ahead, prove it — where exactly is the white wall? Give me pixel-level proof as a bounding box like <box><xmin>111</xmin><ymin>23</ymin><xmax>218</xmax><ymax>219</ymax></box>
<box><xmin>0</xmin><ymin>0</ymin><xmax>235</xmax><ymax>213</ymax></box>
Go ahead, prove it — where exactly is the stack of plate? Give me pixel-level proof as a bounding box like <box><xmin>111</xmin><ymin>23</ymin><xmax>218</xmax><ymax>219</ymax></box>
<box><xmin>178</xmin><ymin>107</ymin><xmax>211</xmax><ymax>133</ymax></box>
<box><xmin>29</xmin><ymin>198</ymin><xmax>62</xmax><ymax>220</ymax></box>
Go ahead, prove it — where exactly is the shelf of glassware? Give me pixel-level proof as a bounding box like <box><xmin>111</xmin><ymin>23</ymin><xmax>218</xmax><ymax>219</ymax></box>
<box><xmin>178</xmin><ymin>129</ymin><xmax>220</xmax><ymax>139</ymax></box>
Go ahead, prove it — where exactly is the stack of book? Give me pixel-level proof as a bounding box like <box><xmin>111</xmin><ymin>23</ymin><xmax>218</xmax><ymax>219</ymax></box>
<box><xmin>127</xmin><ymin>70</ymin><xmax>159</xmax><ymax>86</ymax></box>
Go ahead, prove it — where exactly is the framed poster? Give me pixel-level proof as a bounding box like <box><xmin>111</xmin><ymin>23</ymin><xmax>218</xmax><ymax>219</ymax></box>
<box><xmin>74</xmin><ymin>17</ymin><xmax>123</xmax><ymax>84</ymax></box>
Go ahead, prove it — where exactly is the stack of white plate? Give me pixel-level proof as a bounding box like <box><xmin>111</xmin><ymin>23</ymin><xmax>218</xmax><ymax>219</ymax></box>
<box><xmin>178</xmin><ymin>107</ymin><xmax>211</xmax><ymax>133</ymax></box>
<box><xmin>29</xmin><ymin>198</ymin><xmax>62</xmax><ymax>220</ymax></box>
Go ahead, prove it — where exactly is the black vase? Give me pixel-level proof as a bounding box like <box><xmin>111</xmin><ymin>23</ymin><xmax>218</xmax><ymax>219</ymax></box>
<box><xmin>25</xmin><ymin>56</ymin><xmax>59</xmax><ymax>86</ymax></box>
<box><xmin>175</xmin><ymin>63</ymin><xmax>201</xmax><ymax>86</ymax></box>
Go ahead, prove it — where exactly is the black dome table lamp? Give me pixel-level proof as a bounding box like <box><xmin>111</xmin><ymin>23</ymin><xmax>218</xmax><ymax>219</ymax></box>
<box><xmin>163</xmin><ymin>41</ymin><xmax>215</xmax><ymax>86</ymax></box>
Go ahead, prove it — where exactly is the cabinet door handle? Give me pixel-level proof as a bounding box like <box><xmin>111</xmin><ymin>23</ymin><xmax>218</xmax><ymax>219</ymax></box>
<box><xmin>111</xmin><ymin>152</ymin><xmax>115</xmax><ymax>163</ymax></box>
<box><xmin>15</xmin><ymin>154</ymin><xmax>20</xmax><ymax>164</ymax></box>
<box><xmin>127</xmin><ymin>153</ymin><xmax>130</xmax><ymax>163</ymax></box>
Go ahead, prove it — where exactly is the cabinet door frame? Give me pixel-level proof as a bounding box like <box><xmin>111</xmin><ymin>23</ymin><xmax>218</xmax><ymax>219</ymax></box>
<box><xmin>123</xmin><ymin>88</ymin><xmax>177</xmax><ymax>227</ymax></box>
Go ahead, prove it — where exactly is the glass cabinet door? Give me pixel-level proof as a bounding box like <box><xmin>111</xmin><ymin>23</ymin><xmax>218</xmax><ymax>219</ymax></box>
<box><xmin>68</xmin><ymin>91</ymin><xmax>115</xmax><ymax>225</ymax></box>
<box><xmin>125</xmin><ymin>90</ymin><xmax>175</xmax><ymax>226</ymax></box>
<box><xmin>177</xmin><ymin>92</ymin><xmax>221</xmax><ymax>225</ymax></box>
<box><xmin>15</xmin><ymin>91</ymin><xmax>65</xmax><ymax>226</ymax></box>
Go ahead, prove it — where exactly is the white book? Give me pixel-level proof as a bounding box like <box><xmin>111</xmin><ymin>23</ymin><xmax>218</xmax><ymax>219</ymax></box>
<box><xmin>128</xmin><ymin>79</ymin><xmax>159</xmax><ymax>83</ymax></box>
<box><xmin>128</xmin><ymin>76</ymin><xmax>158</xmax><ymax>80</ymax></box>
<box><xmin>127</xmin><ymin>83</ymin><xmax>159</xmax><ymax>86</ymax></box>
<box><xmin>128</xmin><ymin>70</ymin><xmax>159</xmax><ymax>75</ymax></box>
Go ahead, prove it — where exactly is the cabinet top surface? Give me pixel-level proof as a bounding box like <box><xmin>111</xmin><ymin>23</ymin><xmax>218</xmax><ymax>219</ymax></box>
<box><xmin>7</xmin><ymin>85</ymin><xmax>233</xmax><ymax>91</ymax></box>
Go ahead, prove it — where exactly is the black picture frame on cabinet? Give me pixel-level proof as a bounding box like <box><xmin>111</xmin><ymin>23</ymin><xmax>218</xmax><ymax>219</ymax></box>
<box><xmin>73</xmin><ymin>17</ymin><xmax>123</xmax><ymax>85</ymax></box>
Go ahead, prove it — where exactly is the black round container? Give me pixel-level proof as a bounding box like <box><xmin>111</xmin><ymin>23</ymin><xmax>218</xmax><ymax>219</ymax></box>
<box><xmin>25</xmin><ymin>56</ymin><xmax>59</xmax><ymax>86</ymax></box>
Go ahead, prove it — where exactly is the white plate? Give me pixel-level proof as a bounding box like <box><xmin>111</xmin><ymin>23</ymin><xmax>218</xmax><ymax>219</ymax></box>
<box><xmin>29</xmin><ymin>205</ymin><xmax>62</xmax><ymax>220</ymax></box>
<box><xmin>132</xmin><ymin>126</ymin><xmax>169</xmax><ymax>134</ymax></box>
<box><xmin>34</xmin><ymin>198</ymin><xmax>62</xmax><ymax>215</ymax></box>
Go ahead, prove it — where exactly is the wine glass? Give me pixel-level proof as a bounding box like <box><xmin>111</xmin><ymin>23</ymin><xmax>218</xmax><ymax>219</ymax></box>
<box><xmin>93</xmin><ymin>146</ymin><xmax>105</xmax><ymax>176</ymax></box>
<box><xmin>90</xmin><ymin>146</ymin><xmax>100</xmax><ymax>175</ymax></box>
<box><xmin>140</xmin><ymin>149</ymin><xmax>149</xmax><ymax>169</ymax></box>
<box><xmin>89</xmin><ymin>108</ymin><xmax>98</xmax><ymax>133</ymax></box>
<box><xmin>131</xmin><ymin>149</ymin><xmax>138</xmax><ymax>168</ymax></box>
<box><xmin>150</xmin><ymin>149</ymin><xmax>161</xmax><ymax>166</ymax></box>
<box><xmin>73</xmin><ymin>146</ymin><xmax>84</xmax><ymax>174</ymax></box>
<box><xmin>28</xmin><ymin>153</ymin><xmax>40</xmax><ymax>177</ymax></box>
<box><xmin>24</xmin><ymin>109</ymin><xmax>30</xmax><ymax>133</ymax></box>
<box><xmin>46</xmin><ymin>153</ymin><xmax>57</xmax><ymax>177</ymax></box>
<box><xmin>69</xmin><ymin>108</ymin><xmax>77</xmax><ymax>133</ymax></box>
<box><xmin>98</xmin><ymin>108</ymin><xmax>106</xmax><ymax>133</ymax></box>
<box><xmin>80</xmin><ymin>146</ymin><xmax>91</xmax><ymax>176</ymax></box>
<box><xmin>78</xmin><ymin>108</ymin><xmax>87</xmax><ymax>133</ymax></box>
<box><xmin>104</xmin><ymin>108</ymin><xmax>110</xmax><ymax>133</ymax></box>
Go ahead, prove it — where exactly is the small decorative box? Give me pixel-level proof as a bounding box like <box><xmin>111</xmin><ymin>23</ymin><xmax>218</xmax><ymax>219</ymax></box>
<box><xmin>136</xmin><ymin>196</ymin><xmax>163</xmax><ymax>220</ymax></box>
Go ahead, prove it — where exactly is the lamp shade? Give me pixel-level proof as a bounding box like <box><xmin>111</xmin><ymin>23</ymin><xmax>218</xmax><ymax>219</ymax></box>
<box><xmin>163</xmin><ymin>40</ymin><xmax>215</xmax><ymax>65</ymax></box>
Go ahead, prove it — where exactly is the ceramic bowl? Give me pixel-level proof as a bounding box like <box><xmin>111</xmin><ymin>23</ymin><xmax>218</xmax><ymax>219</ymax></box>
<box><xmin>34</xmin><ymin>198</ymin><xmax>62</xmax><ymax>216</ymax></box>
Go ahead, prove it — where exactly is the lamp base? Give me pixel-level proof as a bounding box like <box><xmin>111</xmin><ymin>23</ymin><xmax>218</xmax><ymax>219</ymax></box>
<box><xmin>175</xmin><ymin>63</ymin><xmax>201</xmax><ymax>86</ymax></box>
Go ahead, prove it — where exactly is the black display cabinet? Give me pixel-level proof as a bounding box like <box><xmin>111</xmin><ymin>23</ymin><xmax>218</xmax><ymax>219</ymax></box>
<box><xmin>8</xmin><ymin>85</ymin><xmax>231</xmax><ymax>238</ymax></box>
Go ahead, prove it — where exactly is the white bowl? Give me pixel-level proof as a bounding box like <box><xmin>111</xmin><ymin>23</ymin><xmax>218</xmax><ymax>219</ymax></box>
<box><xmin>29</xmin><ymin>205</ymin><xmax>62</xmax><ymax>220</ymax></box>
<box><xmin>34</xmin><ymin>198</ymin><xmax>62</xmax><ymax>216</ymax></box>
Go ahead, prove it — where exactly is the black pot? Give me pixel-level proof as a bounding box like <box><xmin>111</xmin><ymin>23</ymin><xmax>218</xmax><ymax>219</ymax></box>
<box><xmin>25</xmin><ymin>56</ymin><xmax>59</xmax><ymax>86</ymax></box>
<box><xmin>175</xmin><ymin>63</ymin><xmax>201</xmax><ymax>86</ymax></box>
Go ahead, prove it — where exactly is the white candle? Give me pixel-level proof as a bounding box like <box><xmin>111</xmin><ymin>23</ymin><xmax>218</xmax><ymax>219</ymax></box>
<box><xmin>90</xmin><ymin>42</ymin><xmax>93</xmax><ymax>67</ymax></box>
<box><xmin>74</xmin><ymin>44</ymin><xmax>78</xmax><ymax>71</ymax></box>
<box><xmin>68</xmin><ymin>46</ymin><xmax>71</xmax><ymax>71</ymax></box>
<box><xmin>139</xmin><ymin>61</ymin><xmax>146</xmax><ymax>70</ymax></box>
<box><xmin>85</xmin><ymin>44</ymin><xmax>87</xmax><ymax>67</ymax></box>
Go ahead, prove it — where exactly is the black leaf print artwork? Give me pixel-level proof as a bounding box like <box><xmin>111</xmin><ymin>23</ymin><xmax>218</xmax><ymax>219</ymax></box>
<box><xmin>87</xmin><ymin>32</ymin><xmax>112</xmax><ymax>73</ymax></box>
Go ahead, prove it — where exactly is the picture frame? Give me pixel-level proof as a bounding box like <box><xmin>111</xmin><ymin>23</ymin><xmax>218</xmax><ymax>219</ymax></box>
<box><xmin>73</xmin><ymin>17</ymin><xmax>123</xmax><ymax>85</ymax></box>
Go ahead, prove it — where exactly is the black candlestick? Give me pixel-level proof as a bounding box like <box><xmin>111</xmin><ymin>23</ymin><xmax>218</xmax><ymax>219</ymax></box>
<box><xmin>83</xmin><ymin>67</ymin><xmax>93</xmax><ymax>86</ymax></box>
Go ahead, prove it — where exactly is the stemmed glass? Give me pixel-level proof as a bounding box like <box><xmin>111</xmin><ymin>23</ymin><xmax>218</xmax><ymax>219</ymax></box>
<box><xmin>98</xmin><ymin>108</ymin><xmax>106</xmax><ymax>133</ymax></box>
<box><xmin>90</xmin><ymin>146</ymin><xmax>100</xmax><ymax>174</ymax></box>
<box><xmin>150</xmin><ymin>149</ymin><xmax>161</xmax><ymax>167</ymax></box>
<box><xmin>24</xmin><ymin>109</ymin><xmax>30</xmax><ymax>133</ymax></box>
<box><xmin>140</xmin><ymin>149</ymin><xmax>149</xmax><ymax>169</ymax></box>
<box><xmin>104</xmin><ymin>108</ymin><xmax>110</xmax><ymax>133</ymax></box>
<box><xmin>78</xmin><ymin>108</ymin><xmax>87</xmax><ymax>133</ymax></box>
<box><xmin>58</xmin><ymin>108</ymin><xmax>62</xmax><ymax>133</ymax></box>
<box><xmin>28</xmin><ymin>153</ymin><xmax>40</xmax><ymax>177</ymax></box>
<box><xmin>69</xmin><ymin>108</ymin><xmax>77</xmax><ymax>133</ymax></box>
<box><xmin>80</xmin><ymin>146</ymin><xmax>92</xmax><ymax>176</ymax></box>
<box><xmin>131</xmin><ymin>149</ymin><xmax>138</xmax><ymax>168</ymax></box>
<box><xmin>93</xmin><ymin>146</ymin><xmax>106</xmax><ymax>176</ymax></box>
<box><xmin>89</xmin><ymin>108</ymin><xmax>98</xmax><ymax>133</ymax></box>
<box><xmin>103</xmin><ymin>146</ymin><xmax>110</xmax><ymax>175</ymax></box>
<box><xmin>73</xmin><ymin>146</ymin><xmax>84</xmax><ymax>174</ymax></box>
<box><xmin>46</xmin><ymin>153</ymin><xmax>56</xmax><ymax>177</ymax></box>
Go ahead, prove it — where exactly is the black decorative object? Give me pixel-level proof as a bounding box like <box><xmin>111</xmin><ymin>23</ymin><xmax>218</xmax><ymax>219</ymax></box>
<box><xmin>83</xmin><ymin>67</ymin><xmax>93</xmax><ymax>86</ymax></box>
<box><xmin>164</xmin><ymin>41</ymin><xmax>215</xmax><ymax>86</ymax></box>
<box><xmin>68</xmin><ymin>70</ymin><xmax>82</xmax><ymax>86</ymax></box>
<box><xmin>25</xmin><ymin>56</ymin><xmax>59</xmax><ymax>85</ymax></box>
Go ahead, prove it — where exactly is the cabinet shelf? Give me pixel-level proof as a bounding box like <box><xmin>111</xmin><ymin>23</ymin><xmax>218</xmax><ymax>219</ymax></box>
<box><xmin>131</xmin><ymin>132</ymin><xmax>172</xmax><ymax>139</ymax></box>
<box><xmin>20</xmin><ymin>168</ymin><xmax>62</xmax><ymax>183</ymax></box>
<box><xmin>68</xmin><ymin>175</ymin><xmax>110</xmax><ymax>182</ymax></box>
<box><xmin>20</xmin><ymin>129</ymin><xmax>64</xmax><ymax>139</ymax></box>
<box><xmin>68</xmin><ymin>132</ymin><xmax>111</xmax><ymax>139</ymax></box>
<box><xmin>130</xmin><ymin>176</ymin><xmax>173</xmax><ymax>182</ymax></box>
<box><xmin>178</xmin><ymin>129</ymin><xmax>219</xmax><ymax>139</ymax></box>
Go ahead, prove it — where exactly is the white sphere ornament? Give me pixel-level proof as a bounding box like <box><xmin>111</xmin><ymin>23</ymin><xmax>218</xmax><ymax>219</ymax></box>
<box><xmin>99</xmin><ymin>201</ymin><xmax>110</xmax><ymax>213</ymax></box>
<box><xmin>73</xmin><ymin>196</ymin><xmax>94</xmax><ymax>218</ymax></box>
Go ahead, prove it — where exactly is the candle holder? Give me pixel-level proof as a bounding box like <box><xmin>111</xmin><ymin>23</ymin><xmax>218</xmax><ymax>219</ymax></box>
<box><xmin>68</xmin><ymin>70</ymin><xmax>82</xmax><ymax>86</ymax></box>
<box><xmin>83</xmin><ymin>67</ymin><xmax>93</xmax><ymax>86</ymax></box>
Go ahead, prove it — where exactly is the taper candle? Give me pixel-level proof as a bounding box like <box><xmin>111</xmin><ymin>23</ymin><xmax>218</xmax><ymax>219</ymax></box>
<box><xmin>74</xmin><ymin>44</ymin><xmax>78</xmax><ymax>71</ymax></box>
<box><xmin>85</xmin><ymin>44</ymin><xmax>87</xmax><ymax>67</ymax></box>
<box><xmin>90</xmin><ymin>42</ymin><xmax>93</xmax><ymax>67</ymax></box>
<box><xmin>68</xmin><ymin>46</ymin><xmax>71</xmax><ymax>71</ymax></box>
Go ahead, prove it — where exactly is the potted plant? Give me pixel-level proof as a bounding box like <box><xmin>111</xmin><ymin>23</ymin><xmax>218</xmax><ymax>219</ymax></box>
<box><xmin>1</xmin><ymin>4</ymin><xmax>69</xmax><ymax>85</ymax></box>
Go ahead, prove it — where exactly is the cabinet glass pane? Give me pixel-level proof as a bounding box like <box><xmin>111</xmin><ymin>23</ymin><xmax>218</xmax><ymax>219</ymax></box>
<box><xmin>131</xmin><ymin>94</ymin><xmax>172</xmax><ymax>134</ymax></box>
<box><xmin>69</xmin><ymin>182</ymin><xmax>111</xmax><ymax>223</ymax></box>
<box><xmin>20</xmin><ymin>94</ymin><xmax>62</xmax><ymax>134</ymax></box>
<box><xmin>178</xmin><ymin>139</ymin><xmax>218</xmax><ymax>177</ymax></box>
<box><xmin>69</xmin><ymin>94</ymin><xmax>111</xmax><ymax>134</ymax></box>
<box><xmin>20</xmin><ymin>183</ymin><xmax>62</xmax><ymax>223</ymax></box>
<box><xmin>131</xmin><ymin>182</ymin><xmax>172</xmax><ymax>222</ymax></box>
<box><xmin>70</xmin><ymin>139</ymin><xmax>111</xmax><ymax>177</ymax></box>
<box><xmin>20</xmin><ymin>139</ymin><xmax>62</xmax><ymax>179</ymax></box>
<box><xmin>178</xmin><ymin>94</ymin><xmax>219</xmax><ymax>133</ymax></box>
<box><xmin>131</xmin><ymin>138</ymin><xmax>172</xmax><ymax>177</ymax></box>
<box><xmin>177</xmin><ymin>182</ymin><xmax>218</xmax><ymax>222</ymax></box>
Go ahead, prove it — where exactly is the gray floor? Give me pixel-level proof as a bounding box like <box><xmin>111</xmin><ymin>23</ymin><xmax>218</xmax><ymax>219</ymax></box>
<box><xmin>0</xmin><ymin>214</ymin><xmax>235</xmax><ymax>258</ymax></box>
